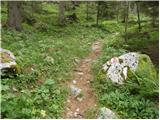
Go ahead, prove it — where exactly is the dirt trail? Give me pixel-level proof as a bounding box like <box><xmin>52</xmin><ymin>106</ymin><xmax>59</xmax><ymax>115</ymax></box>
<box><xmin>62</xmin><ymin>41</ymin><xmax>102</xmax><ymax>119</ymax></box>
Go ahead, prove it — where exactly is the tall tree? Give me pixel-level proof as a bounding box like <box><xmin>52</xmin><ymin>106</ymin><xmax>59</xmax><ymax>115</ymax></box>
<box><xmin>59</xmin><ymin>1</ymin><xmax>65</xmax><ymax>25</ymax></box>
<box><xmin>86</xmin><ymin>1</ymin><xmax>89</xmax><ymax>21</ymax></box>
<box><xmin>136</xmin><ymin>2</ymin><xmax>141</xmax><ymax>32</ymax></box>
<box><xmin>7</xmin><ymin>1</ymin><xmax>22</xmax><ymax>31</ymax></box>
<box><xmin>116</xmin><ymin>2</ymin><xmax>119</xmax><ymax>22</ymax></box>
<box><xmin>71</xmin><ymin>1</ymin><xmax>78</xmax><ymax>21</ymax></box>
<box><xmin>124</xmin><ymin>1</ymin><xmax>129</xmax><ymax>42</ymax></box>
<box><xmin>96</xmin><ymin>1</ymin><xmax>100</xmax><ymax>26</ymax></box>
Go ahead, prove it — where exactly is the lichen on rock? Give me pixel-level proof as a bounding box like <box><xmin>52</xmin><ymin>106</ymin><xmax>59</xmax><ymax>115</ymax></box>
<box><xmin>102</xmin><ymin>52</ymin><xmax>140</xmax><ymax>84</ymax></box>
<box><xmin>0</xmin><ymin>48</ymin><xmax>19</xmax><ymax>77</ymax></box>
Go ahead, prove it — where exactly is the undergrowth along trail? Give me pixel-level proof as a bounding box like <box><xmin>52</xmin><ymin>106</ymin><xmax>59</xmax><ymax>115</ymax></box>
<box><xmin>63</xmin><ymin>41</ymin><xmax>102</xmax><ymax>119</ymax></box>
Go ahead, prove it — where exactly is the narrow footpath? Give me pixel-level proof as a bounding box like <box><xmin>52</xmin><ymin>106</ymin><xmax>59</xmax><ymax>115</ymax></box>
<box><xmin>63</xmin><ymin>41</ymin><xmax>102</xmax><ymax>118</ymax></box>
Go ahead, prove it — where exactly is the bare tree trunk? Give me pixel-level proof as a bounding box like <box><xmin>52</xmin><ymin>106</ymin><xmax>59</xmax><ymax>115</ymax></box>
<box><xmin>86</xmin><ymin>1</ymin><xmax>89</xmax><ymax>20</ymax></box>
<box><xmin>70</xmin><ymin>1</ymin><xmax>78</xmax><ymax>22</ymax></box>
<box><xmin>125</xmin><ymin>1</ymin><xmax>129</xmax><ymax>42</ymax></box>
<box><xmin>7</xmin><ymin>1</ymin><xmax>22</xmax><ymax>31</ymax></box>
<box><xmin>59</xmin><ymin>1</ymin><xmax>65</xmax><ymax>25</ymax></box>
<box><xmin>96</xmin><ymin>1</ymin><xmax>100</xmax><ymax>26</ymax></box>
<box><xmin>136</xmin><ymin>2</ymin><xmax>141</xmax><ymax>32</ymax></box>
<box><xmin>152</xmin><ymin>8</ymin><xmax>156</xmax><ymax>27</ymax></box>
<box><xmin>116</xmin><ymin>2</ymin><xmax>119</xmax><ymax>22</ymax></box>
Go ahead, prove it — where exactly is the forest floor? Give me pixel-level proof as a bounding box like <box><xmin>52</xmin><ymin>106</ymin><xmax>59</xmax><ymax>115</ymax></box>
<box><xmin>1</xmin><ymin>3</ymin><xmax>159</xmax><ymax>119</ymax></box>
<box><xmin>63</xmin><ymin>41</ymin><xmax>102</xmax><ymax>118</ymax></box>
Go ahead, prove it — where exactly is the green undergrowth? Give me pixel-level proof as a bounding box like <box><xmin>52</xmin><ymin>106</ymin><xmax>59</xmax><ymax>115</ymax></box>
<box><xmin>1</xmin><ymin>3</ymin><xmax>108</xmax><ymax>119</ymax></box>
<box><xmin>92</xmin><ymin>20</ymin><xmax>159</xmax><ymax>118</ymax></box>
<box><xmin>1</xmin><ymin>2</ymin><xmax>159</xmax><ymax>119</ymax></box>
<box><xmin>1</xmin><ymin>25</ymin><xmax>107</xmax><ymax>118</ymax></box>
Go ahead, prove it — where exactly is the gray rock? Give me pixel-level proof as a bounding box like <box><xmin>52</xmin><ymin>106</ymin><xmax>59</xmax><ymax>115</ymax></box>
<box><xmin>102</xmin><ymin>52</ymin><xmax>139</xmax><ymax>84</ymax></box>
<box><xmin>70</xmin><ymin>85</ymin><xmax>81</xmax><ymax>96</ymax></box>
<box><xmin>0</xmin><ymin>48</ymin><xmax>20</xmax><ymax>77</ymax></box>
<box><xmin>0</xmin><ymin>48</ymin><xmax>16</xmax><ymax>70</ymax></box>
<box><xmin>97</xmin><ymin>107</ymin><xmax>117</xmax><ymax>119</ymax></box>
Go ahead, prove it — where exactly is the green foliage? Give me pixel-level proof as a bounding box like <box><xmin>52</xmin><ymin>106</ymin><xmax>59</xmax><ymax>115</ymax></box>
<box><xmin>125</xmin><ymin>54</ymin><xmax>158</xmax><ymax>98</ymax></box>
<box><xmin>1</xmin><ymin>1</ymin><xmax>159</xmax><ymax>119</ymax></box>
<box><xmin>92</xmin><ymin>20</ymin><xmax>158</xmax><ymax>119</ymax></box>
<box><xmin>1</xmin><ymin>79</ymin><xmax>67</xmax><ymax>118</ymax></box>
<box><xmin>1</xmin><ymin>2</ymin><xmax>108</xmax><ymax>118</ymax></box>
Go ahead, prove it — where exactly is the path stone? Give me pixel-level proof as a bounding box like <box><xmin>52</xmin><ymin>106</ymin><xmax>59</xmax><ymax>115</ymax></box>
<box><xmin>77</xmin><ymin>72</ymin><xmax>84</xmax><ymax>75</ymax></box>
<box><xmin>74</xmin><ymin>58</ymin><xmax>80</xmax><ymax>64</ymax></box>
<box><xmin>72</xmin><ymin>80</ymin><xmax>77</xmax><ymax>84</ymax></box>
<box><xmin>77</xmin><ymin>97</ymin><xmax>83</xmax><ymax>102</ymax></box>
<box><xmin>70</xmin><ymin>85</ymin><xmax>81</xmax><ymax>96</ymax></box>
<box><xmin>76</xmin><ymin>108</ymin><xmax>80</xmax><ymax>112</ymax></box>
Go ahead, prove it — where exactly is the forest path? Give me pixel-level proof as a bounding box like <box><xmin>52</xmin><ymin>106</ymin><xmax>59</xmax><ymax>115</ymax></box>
<box><xmin>62</xmin><ymin>41</ymin><xmax>102</xmax><ymax>119</ymax></box>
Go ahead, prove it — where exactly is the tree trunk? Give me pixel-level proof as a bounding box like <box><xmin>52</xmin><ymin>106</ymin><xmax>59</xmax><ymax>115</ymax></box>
<box><xmin>86</xmin><ymin>1</ymin><xmax>89</xmax><ymax>20</ymax></box>
<box><xmin>125</xmin><ymin>1</ymin><xmax>129</xmax><ymax>42</ymax></box>
<box><xmin>116</xmin><ymin>2</ymin><xmax>119</xmax><ymax>22</ymax></box>
<box><xmin>7</xmin><ymin>1</ymin><xmax>22</xmax><ymax>31</ymax></box>
<box><xmin>59</xmin><ymin>1</ymin><xmax>65</xmax><ymax>25</ymax></box>
<box><xmin>96</xmin><ymin>1</ymin><xmax>100</xmax><ymax>26</ymax></box>
<box><xmin>136</xmin><ymin>2</ymin><xmax>141</xmax><ymax>32</ymax></box>
<box><xmin>70</xmin><ymin>1</ymin><xmax>78</xmax><ymax>22</ymax></box>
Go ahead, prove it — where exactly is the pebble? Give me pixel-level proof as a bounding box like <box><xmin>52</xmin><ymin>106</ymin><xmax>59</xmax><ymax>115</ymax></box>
<box><xmin>74</xmin><ymin>58</ymin><xmax>80</xmax><ymax>64</ymax></box>
<box><xmin>76</xmin><ymin>108</ymin><xmax>80</xmax><ymax>112</ymax></box>
<box><xmin>66</xmin><ymin>107</ymin><xmax>70</xmax><ymax>111</ymax></box>
<box><xmin>77</xmin><ymin>97</ymin><xmax>83</xmax><ymax>102</ymax></box>
<box><xmin>72</xmin><ymin>80</ymin><xmax>77</xmax><ymax>84</ymax></box>
<box><xmin>67</xmin><ymin>99</ymin><xmax>70</xmax><ymax>103</ymax></box>
<box><xmin>74</xmin><ymin>112</ymin><xmax>78</xmax><ymax>117</ymax></box>
<box><xmin>71</xmin><ymin>85</ymin><xmax>81</xmax><ymax>96</ymax></box>
<box><xmin>77</xmin><ymin>72</ymin><xmax>84</xmax><ymax>75</ymax></box>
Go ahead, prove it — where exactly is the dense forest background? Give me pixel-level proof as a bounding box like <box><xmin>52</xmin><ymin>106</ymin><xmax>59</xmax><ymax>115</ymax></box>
<box><xmin>1</xmin><ymin>1</ymin><xmax>159</xmax><ymax>119</ymax></box>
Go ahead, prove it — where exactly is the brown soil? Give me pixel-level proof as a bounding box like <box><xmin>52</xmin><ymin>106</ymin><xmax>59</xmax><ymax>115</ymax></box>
<box><xmin>62</xmin><ymin>41</ymin><xmax>102</xmax><ymax>119</ymax></box>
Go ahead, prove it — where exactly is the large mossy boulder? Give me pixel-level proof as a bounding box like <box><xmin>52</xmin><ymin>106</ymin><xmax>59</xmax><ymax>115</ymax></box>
<box><xmin>102</xmin><ymin>52</ymin><xmax>158</xmax><ymax>85</ymax></box>
<box><xmin>0</xmin><ymin>48</ymin><xmax>20</xmax><ymax>77</ymax></box>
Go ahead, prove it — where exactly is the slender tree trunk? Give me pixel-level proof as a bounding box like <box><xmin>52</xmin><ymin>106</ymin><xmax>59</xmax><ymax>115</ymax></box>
<box><xmin>86</xmin><ymin>1</ymin><xmax>89</xmax><ymax>20</ymax></box>
<box><xmin>136</xmin><ymin>2</ymin><xmax>141</xmax><ymax>32</ymax></box>
<box><xmin>7</xmin><ymin>1</ymin><xmax>22</xmax><ymax>31</ymax></box>
<box><xmin>59</xmin><ymin>1</ymin><xmax>65</xmax><ymax>25</ymax></box>
<box><xmin>152</xmin><ymin>8</ymin><xmax>156</xmax><ymax>27</ymax></box>
<box><xmin>70</xmin><ymin>1</ymin><xmax>78</xmax><ymax>22</ymax></box>
<box><xmin>125</xmin><ymin>1</ymin><xmax>129</xmax><ymax>42</ymax></box>
<box><xmin>116</xmin><ymin>2</ymin><xmax>119</xmax><ymax>22</ymax></box>
<box><xmin>96</xmin><ymin>1</ymin><xmax>100</xmax><ymax>26</ymax></box>
<box><xmin>152</xmin><ymin>15</ymin><xmax>155</xmax><ymax>27</ymax></box>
